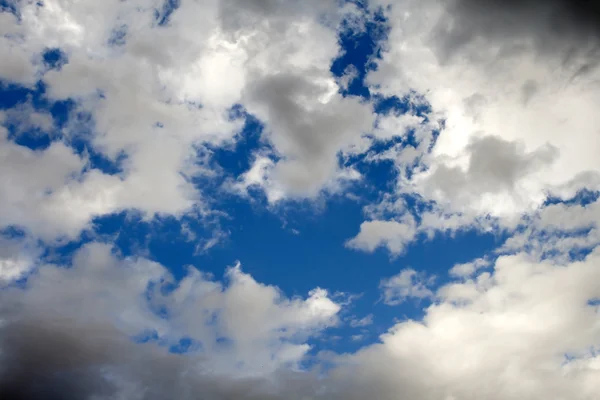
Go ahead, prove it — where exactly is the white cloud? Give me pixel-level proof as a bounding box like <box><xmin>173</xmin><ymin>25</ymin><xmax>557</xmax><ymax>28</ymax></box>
<box><xmin>379</xmin><ymin>268</ymin><xmax>435</xmax><ymax>305</ymax></box>
<box><xmin>0</xmin><ymin>0</ymin><xmax>375</xmax><ymax>240</ymax></box>
<box><xmin>243</xmin><ymin>71</ymin><xmax>374</xmax><ymax>199</ymax></box>
<box><xmin>0</xmin><ymin>123</ymin><xmax>100</xmax><ymax>240</ymax></box>
<box><xmin>348</xmin><ymin>314</ymin><xmax>374</xmax><ymax>328</ymax></box>
<box><xmin>346</xmin><ymin>216</ymin><xmax>417</xmax><ymax>255</ymax></box>
<box><xmin>2</xmin><ymin>1</ymin><xmax>600</xmax><ymax>399</ymax></box>
<box><xmin>324</xmin><ymin>248</ymin><xmax>600</xmax><ymax>400</ymax></box>
<box><xmin>449</xmin><ymin>258</ymin><xmax>490</xmax><ymax>278</ymax></box>
<box><xmin>0</xmin><ymin>235</ymin><xmax>39</xmax><ymax>283</ymax></box>
<box><xmin>164</xmin><ymin>261</ymin><xmax>340</xmax><ymax>374</ymax></box>
<box><xmin>0</xmin><ymin>242</ymin><xmax>341</xmax><ymax>376</ymax></box>
<box><xmin>233</xmin><ymin>156</ymin><xmax>286</xmax><ymax>203</ymax></box>
<box><xmin>352</xmin><ymin>0</ymin><xmax>600</xmax><ymax>241</ymax></box>
<box><xmin>5</xmin><ymin>241</ymin><xmax>599</xmax><ymax>399</ymax></box>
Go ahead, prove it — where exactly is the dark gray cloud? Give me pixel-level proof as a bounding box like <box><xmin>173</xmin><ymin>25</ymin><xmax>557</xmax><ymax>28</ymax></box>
<box><xmin>434</xmin><ymin>0</ymin><xmax>600</xmax><ymax>71</ymax></box>
<box><xmin>0</xmin><ymin>312</ymin><xmax>312</xmax><ymax>400</ymax></box>
<box><xmin>0</xmin><ymin>317</ymin><xmax>124</xmax><ymax>400</ymax></box>
<box><xmin>0</xmin><ymin>242</ymin><xmax>337</xmax><ymax>400</ymax></box>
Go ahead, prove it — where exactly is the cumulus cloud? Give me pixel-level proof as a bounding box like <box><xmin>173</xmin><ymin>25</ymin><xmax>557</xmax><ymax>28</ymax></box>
<box><xmin>0</xmin><ymin>0</ymin><xmax>373</xmax><ymax>240</ymax></box>
<box><xmin>328</xmin><ymin>249</ymin><xmax>600</xmax><ymax>400</ymax></box>
<box><xmin>244</xmin><ymin>72</ymin><xmax>374</xmax><ymax>197</ymax></box>
<box><xmin>2</xmin><ymin>1</ymin><xmax>600</xmax><ymax>399</ymax></box>
<box><xmin>0</xmin><ymin>121</ymin><xmax>96</xmax><ymax>240</ymax></box>
<box><xmin>0</xmin><ymin>234</ymin><xmax>39</xmax><ymax>283</ymax></box>
<box><xmin>362</xmin><ymin>0</ymin><xmax>600</xmax><ymax>231</ymax></box>
<box><xmin>0</xmin><ymin>242</ymin><xmax>341</xmax><ymax>379</ymax></box>
<box><xmin>4</xmin><ymin>243</ymin><xmax>600</xmax><ymax>399</ymax></box>
<box><xmin>0</xmin><ymin>316</ymin><xmax>319</xmax><ymax>400</ymax></box>
<box><xmin>338</xmin><ymin>0</ymin><xmax>600</xmax><ymax>255</ymax></box>
<box><xmin>413</xmin><ymin>135</ymin><xmax>559</xmax><ymax>216</ymax></box>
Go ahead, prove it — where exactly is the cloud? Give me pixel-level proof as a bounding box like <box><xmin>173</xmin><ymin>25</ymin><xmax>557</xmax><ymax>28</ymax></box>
<box><xmin>0</xmin><ymin>234</ymin><xmax>39</xmax><ymax>283</ymax></box>
<box><xmin>327</xmin><ymin>249</ymin><xmax>600</xmax><ymax>400</ymax></box>
<box><xmin>379</xmin><ymin>268</ymin><xmax>435</xmax><ymax>305</ymax></box>
<box><xmin>0</xmin><ymin>242</ymin><xmax>341</xmax><ymax>377</ymax></box>
<box><xmin>4</xmin><ymin>243</ymin><xmax>600</xmax><ymax>399</ymax></box>
<box><xmin>361</xmin><ymin>0</ymin><xmax>600</xmax><ymax>236</ymax></box>
<box><xmin>436</xmin><ymin>0</ymin><xmax>600</xmax><ymax>65</ymax></box>
<box><xmin>348</xmin><ymin>314</ymin><xmax>374</xmax><ymax>328</ymax></box>
<box><xmin>0</xmin><ymin>316</ymin><xmax>319</xmax><ymax>400</ymax></box>
<box><xmin>346</xmin><ymin>216</ymin><xmax>417</xmax><ymax>255</ymax></box>
<box><xmin>2</xmin><ymin>1</ymin><xmax>600</xmax><ymax>399</ymax></box>
<box><xmin>0</xmin><ymin>121</ymin><xmax>101</xmax><ymax>240</ymax></box>
<box><xmin>449</xmin><ymin>257</ymin><xmax>490</xmax><ymax>278</ymax></box>
<box><xmin>0</xmin><ymin>0</ymin><xmax>373</xmax><ymax>241</ymax></box>
<box><xmin>411</xmin><ymin>135</ymin><xmax>559</xmax><ymax>217</ymax></box>
<box><xmin>243</xmin><ymin>72</ymin><xmax>374</xmax><ymax>198</ymax></box>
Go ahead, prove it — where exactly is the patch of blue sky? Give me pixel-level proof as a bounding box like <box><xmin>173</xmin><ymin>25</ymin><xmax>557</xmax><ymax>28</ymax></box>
<box><xmin>0</xmin><ymin>225</ymin><xmax>27</xmax><ymax>240</ymax></box>
<box><xmin>0</xmin><ymin>80</ymin><xmax>41</xmax><ymax>110</ymax></box>
<box><xmin>190</xmin><ymin>192</ymin><xmax>501</xmax><ymax>354</ymax></box>
<box><xmin>543</xmin><ymin>188</ymin><xmax>600</xmax><ymax>207</ymax></box>
<box><xmin>346</xmin><ymin>153</ymin><xmax>399</xmax><ymax>196</ymax></box>
<box><xmin>0</xmin><ymin>81</ymin><xmax>65</xmax><ymax>150</ymax></box>
<box><xmin>85</xmin><ymin>194</ymin><xmax>393</xmax><ymax>354</ymax></box>
<box><xmin>155</xmin><ymin>0</ymin><xmax>181</xmax><ymax>27</ymax></box>
<box><xmin>131</xmin><ymin>329</ymin><xmax>161</xmax><ymax>345</ymax></box>
<box><xmin>1</xmin><ymin>0</ymin><xmax>45</xmax><ymax>21</ymax></box>
<box><xmin>331</xmin><ymin>1</ymin><xmax>389</xmax><ymax>99</ymax></box>
<box><xmin>345</xmin><ymin>97</ymin><xmax>442</xmax><ymax>190</ymax></box>
<box><xmin>42</xmin><ymin>48</ymin><xmax>68</xmax><ymax>70</ymax></box>
<box><xmin>169</xmin><ymin>337</ymin><xmax>202</xmax><ymax>354</ymax></box>
<box><xmin>0</xmin><ymin>0</ymin><xmax>18</xmax><ymax>16</ymax></box>
<box><xmin>207</xmin><ymin>105</ymin><xmax>270</xmax><ymax>180</ymax></box>
<box><xmin>108</xmin><ymin>24</ymin><xmax>128</xmax><ymax>47</ymax></box>
<box><xmin>331</xmin><ymin>12</ymin><xmax>435</xmax><ymax>203</ymax></box>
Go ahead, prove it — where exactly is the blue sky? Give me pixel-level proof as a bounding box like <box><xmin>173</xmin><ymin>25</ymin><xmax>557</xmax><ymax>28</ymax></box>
<box><xmin>1</xmin><ymin>1</ymin><xmax>600</xmax><ymax>399</ymax></box>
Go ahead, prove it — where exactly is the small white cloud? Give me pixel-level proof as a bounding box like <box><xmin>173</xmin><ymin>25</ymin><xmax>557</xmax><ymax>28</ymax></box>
<box><xmin>348</xmin><ymin>314</ymin><xmax>374</xmax><ymax>328</ymax></box>
<box><xmin>233</xmin><ymin>156</ymin><xmax>285</xmax><ymax>203</ymax></box>
<box><xmin>379</xmin><ymin>268</ymin><xmax>434</xmax><ymax>305</ymax></box>
<box><xmin>449</xmin><ymin>258</ymin><xmax>490</xmax><ymax>278</ymax></box>
<box><xmin>346</xmin><ymin>216</ymin><xmax>417</xmax><ymax>255</ymax></box>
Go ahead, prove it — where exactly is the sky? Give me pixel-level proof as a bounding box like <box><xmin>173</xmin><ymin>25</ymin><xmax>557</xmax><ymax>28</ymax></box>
<box><xmin>0</xmin><ymin>0</ymin><xmax>600</xmax><ymax>399</ymax></box>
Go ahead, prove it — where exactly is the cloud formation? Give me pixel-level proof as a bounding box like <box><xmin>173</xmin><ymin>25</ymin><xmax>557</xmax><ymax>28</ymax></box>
<box><xmin>1</xmin><ymin>0</ymin><xmax>600</xmax><ymax>399</ymax></box>
<box><xmin>343</xmin><ymin>0</ymin><xmax>600</xmax><ymax>252</ymax></box>
<box><xmin>0</xmin><ymin>0</ymin><xmax>372</xmax><ymax>240</ymax></box>
<box><xmin>3</xmin><ymin>245</ymin><xmax>600</xmax><ymax>400</ymax></box>
<box><xmin>0</xmin><ymin>243</ymin><xmax>340</xmax><ymax>375</ymax></box>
